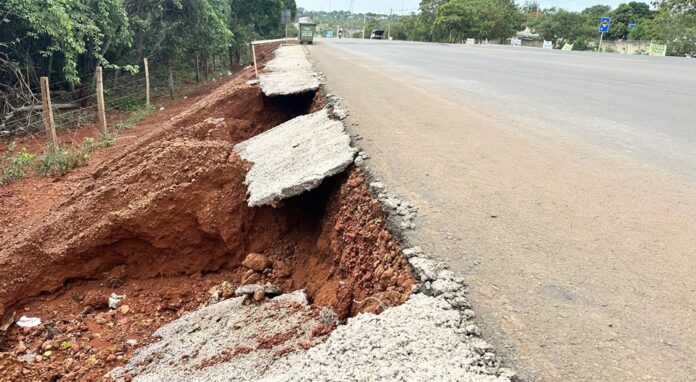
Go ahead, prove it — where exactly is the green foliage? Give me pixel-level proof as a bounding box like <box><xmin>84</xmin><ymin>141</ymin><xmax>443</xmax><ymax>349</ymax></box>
<box><xmin>116</xmin><ymin>104</ymin><xmax>154</xmax><ymax>131</ymax></box>
<box><xmin>607</xmin><ymin>2</ymin><xmax>653</xmax><ymax>40</ymax></box>
<box><xmin>35</xmin><ymin>146</ymin><xmax>89</xmax><ymax>176</ymax></box>
<box><xmin>107</xmin><ymin>95</ymin><xmax>146</xmax><ymax>111</ymax></box>
<box><xmin>1</xmin><ymin>142</ymin><xmax>37</xmax><ymax>184</ymax></box>
<box><xmin>2</xmin><ymin>0</ymin><xmax>131</xmax><ymax>84</ymax></box>
<box><xmin>527</xmin><ymin>8</ymin><xmax>596</xmax><ymax>49</ymax></box>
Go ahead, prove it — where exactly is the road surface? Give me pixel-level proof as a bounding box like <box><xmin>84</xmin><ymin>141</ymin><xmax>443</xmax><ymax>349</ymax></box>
<box><xmin>308</xmin><ymin>39</ymin><xmax>696</xmax><ymax>381</ymax></box>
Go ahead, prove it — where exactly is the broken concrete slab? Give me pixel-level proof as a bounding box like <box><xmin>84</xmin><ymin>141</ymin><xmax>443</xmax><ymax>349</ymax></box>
<box><xmin>234</xmin><ymin>109</ymin><xmax>357</xmax><ymax>207</ymax></box>
<box><xmin>107</xmin><ymin>296</ymin><xmax>326</xmax><ymax>382</ymax></box>
<box><xmin>259</xmin><ymin>45</ymin><xmax>321</xmax><ymax>97</ymax></box>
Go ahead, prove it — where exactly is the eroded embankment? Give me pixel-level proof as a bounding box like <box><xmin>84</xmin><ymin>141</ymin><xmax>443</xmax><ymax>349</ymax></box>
<box><xmin>0</xmin><ymin>62</ymin><xmax>413</xmax><ymax>381</ymax></box>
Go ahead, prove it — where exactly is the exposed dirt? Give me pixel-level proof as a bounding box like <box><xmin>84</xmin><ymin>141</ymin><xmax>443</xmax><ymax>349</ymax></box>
<box><xmin>0</xmin><ymin>44</ymin><xmax>414</xmax><ymax>381</ymax></box>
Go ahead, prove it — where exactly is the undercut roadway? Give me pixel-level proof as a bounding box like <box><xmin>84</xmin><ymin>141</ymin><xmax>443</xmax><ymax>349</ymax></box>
<box><xmin>307</xmin><ymin>39</ymin><xmax>696</xmax><ymax>382</ymax></box>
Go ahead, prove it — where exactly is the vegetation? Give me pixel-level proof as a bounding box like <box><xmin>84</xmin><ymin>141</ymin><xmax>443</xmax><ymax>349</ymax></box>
<box><xmin>299</xmin><ymin>0</ymin><xmax>695</xmax><ymax>56</ymax></box>
<box><xmin>1</xmin><ymin>141</ymin><xmax>36</xmax><ymax>184</ymax></box>
<box><xmin>1</xmin><ymin>0</ymin><xmax>298</xmax><ymax>112</ymax></box>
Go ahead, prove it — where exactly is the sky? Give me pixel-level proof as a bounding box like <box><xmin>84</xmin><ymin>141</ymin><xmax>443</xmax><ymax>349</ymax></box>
<box><xmin>295</xmin><ymin>0</ymin><xmax>653</xmax><ymax>13</ymax></box>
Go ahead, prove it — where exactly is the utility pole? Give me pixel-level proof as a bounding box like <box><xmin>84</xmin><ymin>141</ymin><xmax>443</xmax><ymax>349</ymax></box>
<box><xmin>362</xmin><ymin>14</ymin><xmax>367</xmax><ymax>39</ymax></box>
<box><xmin>388</xmin><ymin>9</ymin><xmax>393</xmax><ymax>40</ymax></box>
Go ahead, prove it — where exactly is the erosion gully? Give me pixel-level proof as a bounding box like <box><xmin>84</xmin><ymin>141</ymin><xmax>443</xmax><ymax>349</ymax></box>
<box><xmin>0</xmin><ymin>48</ymin><xmax>414</xmax><ymax>381</ymax></box>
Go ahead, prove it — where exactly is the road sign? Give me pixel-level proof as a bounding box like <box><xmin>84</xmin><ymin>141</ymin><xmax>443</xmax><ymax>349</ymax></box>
<box><xmin>599</xmin><ymin>17</ymin><xmax>611</xmax><ymax>33</ymax></box>
<box><xmin>282</xmin><ymin>9</ymin><xmax>292</xmax><ymax>24</ymax></box>
<box><xmin>649</xmin><ymin>43</ymin><xmax>667</xmax><ymax>56</ymax></box>
<box><xmin>510</xmin><ymin>37</ymin><xmax>522</xmax><ymax>47</ymax></box>
<box><xmin>542</xmin><ymin>40</ymin><xmax>553</xmax><ymax>49</ymax></box>
<box><xmin>326</xmin><ymin>30</ymin><xmax>334</xmax><ymax>38</ymax></box>
<box><xmin>466</xmin><ymin>38</ymin><xmax>475</xmax><ymax>45</ymax></box>
<box><xmin>628</xmin><ymin>23</ymin><xmax>636</xmax><ymax>30</ymax></box>
<box><xmin>561</xmin><ymin>43</ymin><xmax>574</xmax><ymax>51</ymax></box>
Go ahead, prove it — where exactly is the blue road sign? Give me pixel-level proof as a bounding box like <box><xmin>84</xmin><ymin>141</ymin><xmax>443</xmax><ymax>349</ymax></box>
<box><xmin>327</xmin><ymin>30</ymin><xmax>334</xmax><ymax>38</ymax></box>
<box><xmin>628</xmin><ymin>23</ymin><xmax>636</xmax><ymax>29</ymax></box>
<box><xmin>599</xmin><ymin>17</ymin><xmax>611</xmax><ymax>33</ymax></box>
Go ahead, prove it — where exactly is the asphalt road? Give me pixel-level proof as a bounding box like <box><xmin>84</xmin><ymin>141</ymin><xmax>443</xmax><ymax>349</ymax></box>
<box><xmin>308</xmin><ymin>39</ymin><xmax>696</xmax><ymax>381</ymax></box>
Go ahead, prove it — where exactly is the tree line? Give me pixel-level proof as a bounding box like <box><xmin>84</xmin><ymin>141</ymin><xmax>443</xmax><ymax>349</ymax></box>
<box><xmin>0</xmin><ymin>0</ymin><xmax>297</xmax><ymax>95</ymax></box>
<box><xmin>302</xmin><ymin>0</ymin><xmax>695</xmax><ymax>57</ymax></box>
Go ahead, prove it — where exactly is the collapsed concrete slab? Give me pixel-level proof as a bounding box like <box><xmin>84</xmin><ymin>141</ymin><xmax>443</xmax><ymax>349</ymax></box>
<box><xmin>107</xmin><ymin>294</ymin><xmax>328</xmax><ymax>382</ymax></box>
<box><xmin>259</xmin><ymin>45</ymin><xmax>321</xmax><ymax>96</ymax></box>
<box><xmin>234</xmin><ymin>109</ymin><xmax>357</xmax><ymax>207</ymax></box>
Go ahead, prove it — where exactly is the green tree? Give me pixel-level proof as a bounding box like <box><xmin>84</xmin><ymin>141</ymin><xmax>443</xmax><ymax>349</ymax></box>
<box><xmin>608</xmin><ymin>2</ymin><xmax>653</xmax><ymax>40</ymax></box>
<box><xmin>581</xmin><ymin>4</ymin><xmax>612</xmax><ymax>25</ymax></box>
<box><xmin>528</xmin><ymin>8</ymin><xmax>596</xmax><ymax>49</ymax></box>
<box><xmin>433</xmin><ymin>0</ymin><xmax>521</xmax><ymax>42</ymax></box>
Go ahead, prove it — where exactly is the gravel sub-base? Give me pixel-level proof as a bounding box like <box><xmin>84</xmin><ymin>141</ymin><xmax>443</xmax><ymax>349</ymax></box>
<box><xmin>263</xmin><ymin>293</ymin><xmax>513</xmax><ymax>382</ymax></box>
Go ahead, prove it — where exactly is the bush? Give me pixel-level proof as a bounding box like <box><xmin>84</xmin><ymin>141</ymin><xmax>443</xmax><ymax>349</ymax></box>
<box><xmin>1</xmin><ymin>142</ymin><xmax>37</xmax><ymax>184</ymax></box>
<box><xmin>35</xmin><ymin>147</ymin><xmax>89</xmax><ymax>176</ymax></box>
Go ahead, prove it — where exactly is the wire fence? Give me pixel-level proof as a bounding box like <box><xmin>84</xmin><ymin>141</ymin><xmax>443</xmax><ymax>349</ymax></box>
<box><xmin>1</xmin><ymin>58</ymin><xmax>234</xmax><ymax>145</ymax></box>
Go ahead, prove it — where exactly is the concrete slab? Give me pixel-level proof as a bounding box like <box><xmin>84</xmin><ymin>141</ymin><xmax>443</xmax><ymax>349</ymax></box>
<box><xmin>259</xmin><ymin>45</ymin><xmax>321</xmax><ymax>96</ymax></box>
<box><xmin>234</xmin><ymin>109</ymin><xmax>356</xmax><ymax>207</ymax></box>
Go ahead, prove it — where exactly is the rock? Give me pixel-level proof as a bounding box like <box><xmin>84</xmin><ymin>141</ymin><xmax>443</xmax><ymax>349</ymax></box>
<box><xmin>126</xmin><ymin>339</ymin><xmax>138</xmax><ymax>347</ymax></box>
<box><xmin>41</xmin><ymin>340</ymin><xmax>53</xmax><ymax>351</ymax></box>
<box><xmin>465</xmin><ymin>324</ymin><xmax>481</xmax><ymax>336</ymax></box>
<box><xmin>272</xmin><ymin>290</ymin><xmax>308</xmax><ymax>306</ymax></box>
<box><xmin>119</xmin><ymin>305</ymin><xmax>130</xmax><ymax>314</ymax></box>
<box><xmin>409</xmin><ymin>257</ymin><xmax>441</xmax><ymax>281</ymax></box>
<box><xmin>319</xmin><ymin>308</ymin><xmax>339</xmax><ymax>326</ymax></box>
<box><xmin>242</xmin><ymin>253</ymin><xmax>271</xmax><ymax>272</ymax></box>
<box><xmin>430</xmin><ymin>279</ymin><xmax>462</xmax><ymax>296</ymax></box>
<box><xmin>253</xmin><ymin>288</ymin><xmax>266</xmax><ymax>302</ymax></box>
<box><xmin>369</xmin><ymin>182</ymin><xmax>385</xmax><ymax>190</ymax></box>
<box><xmin>234</xmin><ymin>284</ymin><xmax>263</xmax><ymax>297</ymax></box>
<box><xmin>263</xmin><ymin>284</ymin><xmax>283</xmax><ymax>297</ymax></box>
<box><xmin>242</xmin><ymin>273</ymin><xmax>261</xmax><ymax>285</ymax></box>
<box><xmin>15</xmin><ymin>341</ymin><xmax>26</xmax><ymax>354</ymax></box>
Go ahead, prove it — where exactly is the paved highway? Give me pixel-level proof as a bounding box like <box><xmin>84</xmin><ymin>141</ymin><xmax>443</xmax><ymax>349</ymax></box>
<box><xmin>308</xmin><ymin>39</ymin><xmax>696</xmax><ymax>381</ymax></box>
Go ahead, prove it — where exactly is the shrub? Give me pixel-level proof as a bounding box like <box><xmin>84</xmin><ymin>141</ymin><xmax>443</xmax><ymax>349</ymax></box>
<box><xmin>1</xmin><ymin>142</ymin><xmax>37</xmax><ymax>184</ymax></box>
<box><xmin>35</xmin><ymin>147</ymin><xmax>89</xmax><ymax>176</ymax></box>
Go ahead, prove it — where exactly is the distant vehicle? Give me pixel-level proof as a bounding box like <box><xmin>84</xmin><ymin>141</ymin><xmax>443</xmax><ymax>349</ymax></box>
<box><xmin>370</xmin><ymin>29</ymin><xmax>385</xmax><ymax>40</ymax></box>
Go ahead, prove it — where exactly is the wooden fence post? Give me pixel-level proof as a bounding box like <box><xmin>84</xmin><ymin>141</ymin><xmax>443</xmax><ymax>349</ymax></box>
<box><xmin>144</xmin><ymin>57</ymin><xmax>150</xmax><ymax>106</ymax></box>
<box><xmin>96</xmin><ymin>66</ymin><xmax>108</xmax><ymax>135</ymax></box>
<box><xmin>39</xmin><ymin>77</ymin><xmax>58</xmax><ymax>150</ymax></box>
<box><xmin>168</xmin><ymin>69</ymin><xmax>174</xmax><ymax>100</ymax></box>
<box><xmin>252</xmin><ymin>44</ymin><xmax>258</xmax><ymax>78</ymax></box>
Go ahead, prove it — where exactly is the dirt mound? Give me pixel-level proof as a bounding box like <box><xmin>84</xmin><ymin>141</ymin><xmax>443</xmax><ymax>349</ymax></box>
<box><xmin>0</xmin><ymin>60</ymin><xmax>413</xmax><ymax>380</ymax></box>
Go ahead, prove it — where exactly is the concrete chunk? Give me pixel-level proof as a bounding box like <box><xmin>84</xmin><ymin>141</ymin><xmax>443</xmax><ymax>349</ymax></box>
<box><xmin>235</xmin><ymin>109</ymin><xmax>357</xmax><ymax>207</ymax></box>
<box><xmin>259</xmin><ymin>46</ymin><xmax>321</xmax><ymax>96</ymax></box>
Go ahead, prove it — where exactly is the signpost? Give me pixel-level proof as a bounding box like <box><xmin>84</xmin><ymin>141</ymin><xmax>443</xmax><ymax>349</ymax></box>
<box><xmin>510</xmin><ymin>37</ymin><xmax>522</xmax><ymax>47</ymax></box>
<box><xmin>598</xmin><ymin>16</ymin><xmax>611</xmax><ymax>52</ymax></box>
<box><xmin>282</xmin><ymin>9</ymin><xmax>292</xmax><ymax>40</ymax></box>
<box><xmin>466</xmin><ymin>38</ymin><xmax>475</xmax><ymax>45</ymax></box>
<box><xmin>628</xmin><ymin>23</ymin><xmax>636</xmax><ymax>30</ymax></box>
<box><xmin>561</xmin><ymin>43</ymin><xmax>574</xmax><ymax>51</ymax></box>
<box><xmin>542</xmin><ymin>40</ymin><xmax>553</xmax><ymax>49</ymax></box>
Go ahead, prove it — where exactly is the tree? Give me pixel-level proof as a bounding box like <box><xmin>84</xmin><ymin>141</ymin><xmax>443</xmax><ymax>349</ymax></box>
<box><xmin>608</xmin><ymin>2</ymin><xmax>653</xmax><ymax>40</ymax></box>
<box><xmin>649</xmin><ymin>0</ymin><xmax>696</xmax><ymax>56</ymax></box>
<box><xmin>581</xmin><ymin>4</ymin><xmax>612</xmax><ymax>25</ymax></box>
<box><xmin>433</xmin><ymin>0</ymin><xmax>521</xmax><ymax>42</ymax></box>
<box><xmin>528</xmin><ymin>9</ymin><xmax>596</xmax><ymax>49</ymax></box>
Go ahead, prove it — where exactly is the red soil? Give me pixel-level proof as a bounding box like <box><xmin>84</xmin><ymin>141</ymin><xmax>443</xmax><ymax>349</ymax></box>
<box><xmin>0</xmin><ymin>42</ymin><xmax>414</xmax><ymax>381</ymax></box>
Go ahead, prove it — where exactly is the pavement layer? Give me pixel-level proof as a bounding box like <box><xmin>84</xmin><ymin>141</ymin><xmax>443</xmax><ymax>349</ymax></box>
<box><xmin>307</xmin><ymin>39</ymin><xmax>696</xmax><ymax>382</ymax></box>
<box><xmin>259</xmin><ymin>45</ymin><xmax>321</xmax><ymax>96</ymax></box>
<box><xmin>234</xmin><ymin>109</ymin><xmax>356</xmax><ymax>207</ymax></box>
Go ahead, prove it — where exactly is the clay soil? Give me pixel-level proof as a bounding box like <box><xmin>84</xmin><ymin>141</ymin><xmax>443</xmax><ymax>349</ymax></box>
<box><xmin>0</xmin><ymin>43</ymin><xmax>414</xmax><ymax>381</ymax></box>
